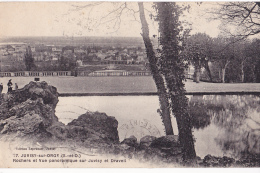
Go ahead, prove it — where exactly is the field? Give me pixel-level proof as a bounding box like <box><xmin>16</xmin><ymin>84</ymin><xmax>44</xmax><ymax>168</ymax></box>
<box><xmin>0</xmin><ymin>76</ymin><xmax>260</xmax><ymax>94</ymax></box>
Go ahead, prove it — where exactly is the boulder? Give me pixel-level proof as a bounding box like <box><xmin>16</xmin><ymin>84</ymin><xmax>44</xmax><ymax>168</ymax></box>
<box><xmin>121</xmin><ymin>135</ymin><xmax>138</xmax><ymax>147</ymax></box>
<box><xmin>67</xmin><ymin>111</ymin><xmax>119</xmax><ymax>143</ymax></box>
<box><xmin>140</xmin><ymin>135</ymin><xmax>156</xmax><ymax>148</ymax></box>
<box><xmin>150</xmin><ymin>135</ymin><xmax>179</xmax><ymax>149</ymax></box>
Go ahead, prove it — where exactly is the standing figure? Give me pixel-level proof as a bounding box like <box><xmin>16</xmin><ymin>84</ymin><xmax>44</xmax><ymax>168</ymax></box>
<box><xmin>7</xmin><ymin>79</ymin><xmax>13</xmax><ymax>93</ymax></box>
<box><xmin>15</xmin><ymin>83</ymin><xmax>18</xmax><ymax>90</ymax></box>
<box><xmin>0</xmin><ymin>83</ymin><xmax>3</xmax><ymax>94</ymax></box>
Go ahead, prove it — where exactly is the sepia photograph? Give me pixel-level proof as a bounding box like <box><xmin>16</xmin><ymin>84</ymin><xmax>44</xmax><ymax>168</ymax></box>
<box><xmin>0</xmin><ymin>1</ymin><xmax>259</xmax><ymax>169</ymax></box>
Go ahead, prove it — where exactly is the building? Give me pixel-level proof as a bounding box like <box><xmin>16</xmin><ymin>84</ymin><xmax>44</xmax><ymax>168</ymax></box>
<box><xmin>88</xmin><ymin>70</ymin><xmax>129</xmax><ymax>76</ymax></box>
<box><xmin>74</xmin><ymin>48</ymin><xmax>86</xmax><ymax>53</ymax></box>
<box><xmin>76</xmin><ymin>60</ymin><xmax>83</xmax><ymax>66</ymax></box>
<box><xmin>6</xmin><ymin>45</ymin><xmax>15</xmax><ymax>54</ymax></box>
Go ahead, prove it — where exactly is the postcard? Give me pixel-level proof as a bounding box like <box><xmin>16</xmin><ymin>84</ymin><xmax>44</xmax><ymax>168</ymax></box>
<box><xmin>0</xmin><ymin>1</ymin><xmax>259</xmax><ymax>168</ymax></box>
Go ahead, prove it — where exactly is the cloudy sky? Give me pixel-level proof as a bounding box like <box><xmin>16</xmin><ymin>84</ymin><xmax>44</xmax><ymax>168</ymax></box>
<box><xmin>0</xmin><ymin>1</ymin><xmax>222</xmax><ymax>38</ymax></box>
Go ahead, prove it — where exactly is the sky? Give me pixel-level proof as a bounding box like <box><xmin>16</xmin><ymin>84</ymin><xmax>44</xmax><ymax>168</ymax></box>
<box><xmin>0</xmin><ymin>1</ymin><xmax>222</xmax><ymax>38</ymax></box>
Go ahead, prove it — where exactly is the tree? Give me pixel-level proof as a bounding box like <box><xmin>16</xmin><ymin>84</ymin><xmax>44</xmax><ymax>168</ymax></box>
<box><xmin>208</xmin><ymin>2</ymin><xmax>260</xmax><ymax>83</ymax></box>
<box><xmin>244</xmin><ymin>39</ymin><xmax>260</xmax><ymax>83</ymax></box>
<box><xmin>230</xmin><ymin>40</ymin><xmax>253</xmax><ymax>83</ymax></box>
<box><xmin>24</xmin><ymin>46</ymin><xmax>35</xmax><ymax>71</ymax></box>
<box><xmin>211</xmin><ymin>37</ymin><xmax>237</xmax><ymax>83</ymax></box>
<box><xmin>138</xmin><ymin>2</ymin><xmax>174</xmax><ymax>135</ymax></box>
<box><xmin>212</xmin><ymin>2</ymin><xmax>260</xmax><ymax>38</ymax></box>
<box><xmin>154</xmin><ymin>2</ymin><xmax>196</xmax><ymax>161</ymax></box>
<box><xmin>210</xmin><ymin>36</ymin><xmax>259</xmax><ymax>83</ymax></box>
<box><xmin>58</xmin><ymin>55</ymin><xmax>76</xmax><ymax>71</ymax></box>
<box><xmin>183</xmin><ymin>33</ymin><xmax>213</xmax><ymax>82</ymax></box>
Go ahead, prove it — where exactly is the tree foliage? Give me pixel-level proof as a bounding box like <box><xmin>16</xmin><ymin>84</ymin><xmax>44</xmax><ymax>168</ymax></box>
<box><xmin>209</xmin><ymin>37</ymin><xmax>260</xmax><ymax>83</ymax></box>
<box><xmin>58</xmin><ymin>55</ymin><xmax>76</xmax><ymax>71</ymax></box>
<box><xmin>183</xmin><ymin>33</ymin><xmax>213</xmax><ymax>82</ymax></box>
<box><xmin>211</xmin><ymin>37</ymin><xmax>237</xmax><ymax>83</ymax></box>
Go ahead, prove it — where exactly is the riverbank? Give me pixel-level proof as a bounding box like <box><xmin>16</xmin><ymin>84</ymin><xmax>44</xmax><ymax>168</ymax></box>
<box><xmin>0</xmin><ymin>76</ymin><xmax>259</xmax><ymax>94</ymax></box>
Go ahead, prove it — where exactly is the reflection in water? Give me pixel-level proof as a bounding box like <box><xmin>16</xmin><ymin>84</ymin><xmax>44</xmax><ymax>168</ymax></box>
<box><xmin>56</xmin><ymin>95</ymin><xmax>259</xmax><ymax>159</ymax></box>
<box><xmin>188</xmin><ymin>95</ymin><xmax>260</xmax><ymax>159</ymax></box>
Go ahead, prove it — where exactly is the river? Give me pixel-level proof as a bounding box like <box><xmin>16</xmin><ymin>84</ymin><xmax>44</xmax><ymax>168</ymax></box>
<box><xmin>55</xmin><ymin>95</ymin><xmax>260</xmax><ymax>159</ymax></box>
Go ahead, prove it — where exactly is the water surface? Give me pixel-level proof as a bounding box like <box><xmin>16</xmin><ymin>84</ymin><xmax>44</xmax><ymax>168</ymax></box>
<box><xmin>56</xmin><ymin>95</ymin><xmax>260</xmax><ymax>159</ymax></box>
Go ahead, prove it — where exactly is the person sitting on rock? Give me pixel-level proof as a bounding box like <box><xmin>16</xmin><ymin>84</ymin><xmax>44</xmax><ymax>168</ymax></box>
<box><xmin>15</xmin><ymin>83</ymin><xmax>18</xmax><ymax>90</ymax></box>
<box><xmin>7</xmin><ymin>79</ymin><xmax>13</xmax><ymax>93</ymax></box>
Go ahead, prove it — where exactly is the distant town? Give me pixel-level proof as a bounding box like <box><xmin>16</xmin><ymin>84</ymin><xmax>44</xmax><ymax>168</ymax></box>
<box><xmin>0</xmin><ymin>37</ymin><xmax>162</xmax><ymax>77</ymax></box>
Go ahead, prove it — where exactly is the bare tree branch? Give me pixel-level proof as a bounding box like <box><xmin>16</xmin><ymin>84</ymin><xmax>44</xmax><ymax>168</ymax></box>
<box><xmin>208</xmin><ymin>2</ymin><xmax>260</xmax><ymax>38</ymax></box>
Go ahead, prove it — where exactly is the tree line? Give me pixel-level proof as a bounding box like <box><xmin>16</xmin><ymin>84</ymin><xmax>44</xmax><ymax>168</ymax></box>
<box><xmin>183</xmin><ymin>34</ymin><xmax>260</xmax><ymax>83</ymax></box>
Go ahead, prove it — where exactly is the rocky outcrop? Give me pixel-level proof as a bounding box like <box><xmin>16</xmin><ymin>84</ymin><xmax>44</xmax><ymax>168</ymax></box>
<box><xmin>0</xmin><ymin>82</ymin><xmax>59</xmax><ymax>140</ymax></box>
<box><xmin>0</xmin><ymin>81</ymin><xmax>119</xmax><ymax>145</ymax></box>
<box><xmin>0</xmin><ymin>81</ymin><xmax>58</xmax><ymax>120</ymax></box>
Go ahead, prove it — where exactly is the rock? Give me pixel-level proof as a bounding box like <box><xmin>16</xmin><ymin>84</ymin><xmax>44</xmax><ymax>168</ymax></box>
<box><xmin>248</xmin><ymin>130</ymin><xmax>260</xmax><ymax>154</ymax></box>
<box><xmin>150</xmin><ymin>135</ymin><xmax>179</xmax><ymax>149</ymax></box>
<box><xmin>0</xmin><ymin>98</ymin><xmax>58</xmax><ymax>139</ymax></box>
<box><xmin>67</xmin><ymin>111</ymin><xmax>119</xmax><ymax>143</ymax></box>
<box><xmin>195</xmin><ymin>156</ymin><xmax>203</xmax><ymax>165</ymax></box>
<box><xmin>119</xmin><ymin>143</ymin><xmax>131</xmax><ymax>150</ymax></box>
<box><xmin>202</xmin><ymin>155</ymin><xmax>235</xmax><ymax>167</ymax></box>
<box><xmin>140</xmin><ymin>135</ymin><xmax>156</xmax><ymax>148</ymax></box>
<box><xmin>121</xmin><ymin>135</ymin><xmax>138</xmax><ymax>147</ymax></box>
<box><xmin>0</xmin><ymin>82</ymin><xmax>59</xmax><ymax>141</ymax></box>
<box><xmin>46</xmin><ymin>121</ymin><xmax>68</xmax><ymax>140</ymax></box>
<box><xmin>236</xmin><ymin>154</ymin><xmax>260</xmax><ymax>167</ymax></box>
<box><xmin>0</xmin><ymin>113</ymin><xmax>42</xmax><ymax>134</ymax></box>
<box><xmin>0</xmin><ymin>81</ymin><xmax>59</xmax><ymax>121</ymax></box>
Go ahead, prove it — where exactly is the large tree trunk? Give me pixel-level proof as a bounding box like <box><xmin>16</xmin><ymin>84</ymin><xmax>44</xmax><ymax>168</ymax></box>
<box><xmin>193</xmin><ymin>67</ymin><xmax>200</xmax><ymax>83</ymax></box>
<box><xmin>221</xmin><ymin>61</ymin><xmax>229</xmax><ymax>83</ymax></box>
<box><xmin>155</xmin><ymin>2</ymin><xmax>196</xmax><ymax>161</ymax></box>
<box><xmin>241</xmin><ymin>63</ymin><xmax>245</xmax><ymax>83</ymax></box>
<box><xmin>255</xmin><ymin>59</ymin><xmax>260</xmax><ymax>83</ymax></box>
<box><xmin>221</xmin><ymin>68</ymin><xmax>226</xmax><ymax>83</ymax></box>
<box><xmin>138</xmin><ymin>2</ymin><xmax>174</xmax><ymax>135</ymax></box>
<box><xmin>204</xmin><ymin>62</ymin><xmax>212</xmax><ymax>82</ymax></box>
